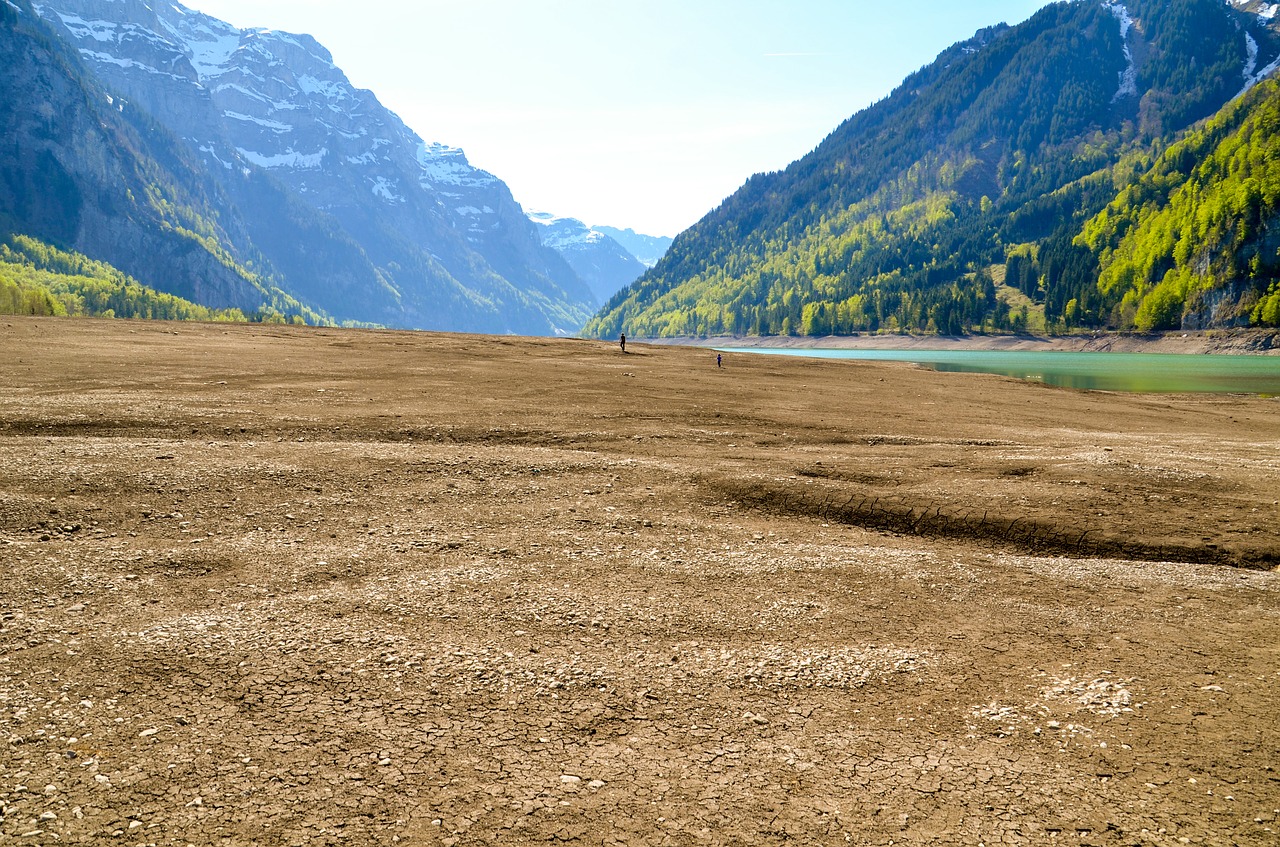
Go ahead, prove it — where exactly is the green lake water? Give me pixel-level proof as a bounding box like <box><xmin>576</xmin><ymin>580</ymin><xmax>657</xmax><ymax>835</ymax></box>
<box><xmin>716</xmin><ymin>347</ymin><xmax>1280</xmax><ymax>395</ymax></box>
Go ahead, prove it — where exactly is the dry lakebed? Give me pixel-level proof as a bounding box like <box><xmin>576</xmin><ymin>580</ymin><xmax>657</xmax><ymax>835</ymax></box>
<box><xmin>1</xmin><ymin>317</ymin><xmax>1277</xmax><ymax>846</ymax></box>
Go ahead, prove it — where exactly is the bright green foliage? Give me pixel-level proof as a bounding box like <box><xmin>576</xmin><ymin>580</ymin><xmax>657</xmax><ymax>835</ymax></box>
<box><xmin>1077</xmin><ymin>79</ymin><xmax>1280</xmax><ymax>329</ymax></box>
<box><xmin>0</xmin><ymin>235</ymin><xmax>251</xmax><ymax>322</ymax></box>
<box><xmin>1254</xmin><ymin>281</ymin><xmax>1280</xmax><ymax>325</ymax></box>
<box><xmin>0</xmin><ymin>233</ymin><xmax>332</xmax><ymax>326</ymax></box>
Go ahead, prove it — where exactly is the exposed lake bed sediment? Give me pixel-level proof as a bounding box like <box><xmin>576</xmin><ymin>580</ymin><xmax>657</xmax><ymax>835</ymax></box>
<box><xmin>1</xmin><ymin>318</ymin><xmax>1277</xmax><ymax>845</ymax></box>
<box><xmin>658</xmin><ymin>328</ymin><xmax>1280</xmax><ymax>356</ymax></box>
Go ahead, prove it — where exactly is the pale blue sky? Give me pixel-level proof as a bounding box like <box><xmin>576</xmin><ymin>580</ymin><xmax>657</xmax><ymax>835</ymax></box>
<box><xmin>183</xmin><ymin>1</ymin><xmax>1049</xmax><ymax>236</ymax></box>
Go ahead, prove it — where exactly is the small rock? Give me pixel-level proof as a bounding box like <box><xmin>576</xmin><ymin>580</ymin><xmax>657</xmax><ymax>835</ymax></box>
<box><xmin>139</xmin><ymin>728</ymin><xmax>159</xmax><ymax>738</ymax></box>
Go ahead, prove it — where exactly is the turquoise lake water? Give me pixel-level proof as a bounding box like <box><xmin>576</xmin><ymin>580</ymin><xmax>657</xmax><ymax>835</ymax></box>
<box><xmin>716</xmin><ymin>347</ymin><xmax>1280</xmax><ymax>394</ymax></box>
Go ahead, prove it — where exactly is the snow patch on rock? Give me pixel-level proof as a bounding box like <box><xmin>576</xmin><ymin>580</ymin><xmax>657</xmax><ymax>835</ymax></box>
<box><xmin>370</xmin><ymin>177</ymin><xmax>404</xmax><ymax>203</ymax></box>
<box><xmin>1103</xmin><ymin>2</ymin><xmax>1139</xmax><ymax>100</ymax></box>
<box><xmin>237</xmin><ymin>147</ymin><xmax>327</xmax><ymax>170</ymax></box>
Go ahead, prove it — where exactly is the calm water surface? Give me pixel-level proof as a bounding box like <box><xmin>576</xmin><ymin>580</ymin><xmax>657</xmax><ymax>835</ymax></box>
<box><xmin>717</xmin><ymin>347</ymin><xmax>1280</xmax><ymax>394</ymax></box>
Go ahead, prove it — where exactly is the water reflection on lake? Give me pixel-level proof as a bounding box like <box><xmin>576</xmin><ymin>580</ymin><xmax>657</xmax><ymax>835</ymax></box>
<box><xmin>716</xmin><ymin>347</ymin><xmax>1280</xmax><ymax>394</ymax></box>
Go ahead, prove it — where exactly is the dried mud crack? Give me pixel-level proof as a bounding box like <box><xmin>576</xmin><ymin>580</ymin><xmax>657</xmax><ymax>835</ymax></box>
<box><xmin>1</xmin><ymin>318</ymin><xmax>1278</xmax><ymax>846</ymax></box>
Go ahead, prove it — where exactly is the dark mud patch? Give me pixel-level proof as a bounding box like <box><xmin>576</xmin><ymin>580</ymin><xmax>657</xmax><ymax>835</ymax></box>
<box><xmin>709</xmin><ymin>476</ymin><xmax>1276</xmax><ymax>569</ymax></box>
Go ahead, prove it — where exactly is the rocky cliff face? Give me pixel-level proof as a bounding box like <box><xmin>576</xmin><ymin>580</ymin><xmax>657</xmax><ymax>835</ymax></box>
<box><xmin>31</xmin><ymin>0</ymin><xmax>595</xmax><ymax>334</ymax></box>
<box><xmin>0</xmin><ymin>0</ymin><xmax>304</xmax><ymax>314</ymax></box>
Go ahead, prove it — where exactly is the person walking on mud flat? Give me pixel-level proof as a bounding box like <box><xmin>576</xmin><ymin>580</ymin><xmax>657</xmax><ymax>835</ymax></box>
<box><xmin>620</xmin><ymin>332</ymin><xmax>626</xmax><ymax>353</ymax></box>
<box><xmin>717</xmin><ymin>353</ymin><xmax>722</xmax><ymax>369</ymax></box>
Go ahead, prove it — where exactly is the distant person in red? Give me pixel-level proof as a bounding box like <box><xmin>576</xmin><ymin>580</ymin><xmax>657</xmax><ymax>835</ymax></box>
<box><xmin>620</xmin><ymin>332</ymin><xmax>626</xmax><ymax>353</ymax></box>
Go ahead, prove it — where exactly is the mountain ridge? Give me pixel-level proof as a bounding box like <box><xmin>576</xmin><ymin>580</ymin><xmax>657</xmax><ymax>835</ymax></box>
<box><xmin>593</xmin><ymin>227</ymin><xmax>674</xmax><ymax>269</ymax></box>
<box><xmin>21</xmin><ymin>0</ymin><xmax>598</xmax><ymax>334</ymax></box>
<box><xmin>585</xmin><ymin>0</ymin><xmax>1280</xmax><ymax>339</ymax></box>
<box><xmin>527</xmin><ymin>212</ymin><xmax>647</xmax><ymax>306</ymax></box>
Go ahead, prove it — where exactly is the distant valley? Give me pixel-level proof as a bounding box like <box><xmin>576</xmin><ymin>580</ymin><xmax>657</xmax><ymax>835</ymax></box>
<box><xmin>0</xmin><ymin>0</ymin><xmax>665</xmax><ymax>333</ymax></box>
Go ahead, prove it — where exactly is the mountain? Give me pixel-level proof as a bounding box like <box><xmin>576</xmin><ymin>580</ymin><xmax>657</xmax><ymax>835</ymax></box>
<box><xmin>593</xmin><ymin>226</ymin><xmax>674</xmax><ymax>268</ymax></box>
<box><xmin>27</xmin><ymin>0</ymin><xmax>596</xmax><ymax>335</ymax></box>
<box><xmin>528</xmin><ymin>212</ymin><xmax>647</xmax><ymax>305</ymax></box>
<box><xmin>0</xmin><ymin>232</ymin><xmax>260</xmax><ymax>321</ymax></box>
<box><xmin>0</xmin><ymin>0</ymin><xmax>321</xmax><ymax>321</ymax></box>
<box><xmin>586</xmin><ymin>0</ymin><xmax>1280</xmax><ymax>338</ymax></box>
<box><xmin>1077</xmin><ymin>75</ymin><xmax>1280</xmax><ymax>329</ymax></box>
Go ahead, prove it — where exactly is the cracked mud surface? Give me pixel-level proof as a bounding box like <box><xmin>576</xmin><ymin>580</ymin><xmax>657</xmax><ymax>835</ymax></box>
<box><xmin>1</xmin><ymin>317</ymin><xmax>1278</xmax><ymax>845</ymax></box>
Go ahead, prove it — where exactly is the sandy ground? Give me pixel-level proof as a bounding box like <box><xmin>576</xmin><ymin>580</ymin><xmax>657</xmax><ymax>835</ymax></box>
<box><xmin>1</xmin><ymin>317</ymin><xmax>1278</xmax><ymax>847</ymax></box>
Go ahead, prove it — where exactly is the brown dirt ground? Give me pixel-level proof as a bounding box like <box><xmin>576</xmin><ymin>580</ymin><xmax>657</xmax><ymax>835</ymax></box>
<box><xmin>1</xmin><ymin>316</ymin><xmax>1278</xmax><ymax>847</ymax></box>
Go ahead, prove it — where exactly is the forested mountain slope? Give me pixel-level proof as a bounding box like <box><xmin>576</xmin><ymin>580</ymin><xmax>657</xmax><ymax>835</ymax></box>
<box><xmin>586</xmin><ymin>0</ymin><xmax>1280</xmax><ymax>338</ymax></box>
<box><xmin>0</xmin><ymin>234</ymin><xmax>261</xmax><ymax>321</ymax></box>
<box><xmin>1078</xmin><ymin>77</ymin><xmax>1280</xmax><ymax>328</ymax></box>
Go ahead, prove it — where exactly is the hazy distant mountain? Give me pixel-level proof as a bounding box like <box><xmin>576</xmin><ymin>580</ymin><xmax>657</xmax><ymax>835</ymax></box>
<box><xmin>587</xmin><ymin>0</ymin><xmax>1280</xmax><ymax>338</ymax></box>
<box><xmin>527</xmin><ymin>213</ymin><xmax>647</xmax><ymax>306</ymax></box>
<box><xmin>26</xmin><ymin>0</ymin><xmax>596</xmax><ymax>334</ymax></box>
<box><xmin>593</xmin><ymin>227</ymin><xmax>674</xmax><ymax>268</ymax></box>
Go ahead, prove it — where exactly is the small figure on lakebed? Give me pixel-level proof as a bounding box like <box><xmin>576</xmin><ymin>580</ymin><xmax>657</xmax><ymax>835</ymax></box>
<box><xmin>620</xmin><ymin>333</ymin><xmax>626</xmax><ymax>353</ymax></box>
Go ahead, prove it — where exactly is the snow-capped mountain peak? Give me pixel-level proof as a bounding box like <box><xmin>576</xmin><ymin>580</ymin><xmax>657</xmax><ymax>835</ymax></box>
<box><xmin>527</xmin><ymin>212</ymin><xmax>647</xmax><ymax>305</ymax></box>
<box><xmin>30</xmin><ymin>0</ymin><xmax>596</xmax><ymax>334</ymax></box>
<box><xmin>528</xmin><ymin>212</ymin><xmax>610</xmax><ymax>251</ymax></box>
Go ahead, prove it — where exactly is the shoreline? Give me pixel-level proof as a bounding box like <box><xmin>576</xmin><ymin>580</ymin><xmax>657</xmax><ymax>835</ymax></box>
<box><xmin>644</xmin><ymin>328</ymin><xmax>1280</xmax><ymax>355</ymax></box>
